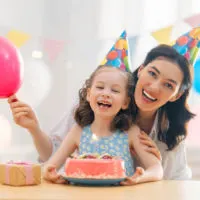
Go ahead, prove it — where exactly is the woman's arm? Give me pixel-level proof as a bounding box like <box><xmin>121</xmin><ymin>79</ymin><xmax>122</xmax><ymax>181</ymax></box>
<box><xmin>42</xmin><ymin>97</ymin><xmax>79</xmax><ymax>162</ymax></box>
<box><xmin>30</xmin><ymin>128</ymin><xmax>54</xmax><ymax>162</ymax></box>
<box><xmin>42</xmin><ymin>109</ymin><xmax>76</xmax><ymax>162</ymax></box>
<box><xmin>122</xmin><ymin>126</ymin><xmax>163</xmax><ymax>185</ymax></box>
<box><xmin>8</xmin><ymin>95</ymin><xmax>53</xmax><ymax>161</ymax></box>
<box><xmin>8</xmin><ymin>95</ymin><xmax>79</xmax><ymax>163</ymax></box>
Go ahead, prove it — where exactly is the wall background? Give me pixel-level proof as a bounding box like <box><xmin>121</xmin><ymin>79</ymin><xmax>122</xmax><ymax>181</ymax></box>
<box><xmin>0</xmin><ymin>0</ymin><xmax>199</xmax><ymax>179</ymax></box>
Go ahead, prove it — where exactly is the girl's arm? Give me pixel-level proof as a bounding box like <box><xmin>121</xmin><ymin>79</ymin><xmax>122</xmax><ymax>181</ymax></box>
<box><xmin>43</xmin><ymin>125</ymin><xmax>82</xmax><ymax>183</ymax></box>
<box><xmin>122</xmin><ymin>125</ymin><xmax>163</xmax><ymax>185</ymax></box>
<box><xmin>138</xmin><ymin>131</ymin><xmax>162</xmax><ymax>160</ymax></box>
<box><xmin>45</xmin><ymin>124</ymin><xmax>81</xmax><ymax>169</ymax></box>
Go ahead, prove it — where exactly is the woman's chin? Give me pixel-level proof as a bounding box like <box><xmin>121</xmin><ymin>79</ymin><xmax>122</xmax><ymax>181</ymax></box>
<box><xmin>135</xmin><ymin>101</ymin><xmax>158</xmax><ymax>114</ymax></box>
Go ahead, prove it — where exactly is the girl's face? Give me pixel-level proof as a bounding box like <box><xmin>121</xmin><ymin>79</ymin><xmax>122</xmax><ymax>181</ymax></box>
<box><xmin>134</xmin><ymin>58</ymin><xmax>184</xmax><ymax>113</ymax></box>
<box><xmin>87</xmin><ymin>68</ymin><xmax>130</xmax><ymax>119</ymax></box>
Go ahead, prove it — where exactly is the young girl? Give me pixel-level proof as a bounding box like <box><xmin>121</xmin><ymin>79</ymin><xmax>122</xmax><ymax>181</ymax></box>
<box><xmin>43</xmin><ymin>65</ymin><xmax>163</xmax><ymax>185</ymax></box>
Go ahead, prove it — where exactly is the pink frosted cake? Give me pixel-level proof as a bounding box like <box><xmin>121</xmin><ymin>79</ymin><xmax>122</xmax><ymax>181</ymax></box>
<box><xmin>65</xmin><ymin>154</ymin><xmax>126</xmax><ymax>179</ymax></box>
<box><xmin>0</xmin><ymin>161</ymin><xmax>41</xmax><ymax>186</ymax></box>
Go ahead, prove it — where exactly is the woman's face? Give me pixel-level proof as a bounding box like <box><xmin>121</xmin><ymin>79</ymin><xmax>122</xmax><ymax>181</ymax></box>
<box><xmin>134</xmin><ymin>58</ymin><xmax>184</xmax><ymax>113</ymax></box>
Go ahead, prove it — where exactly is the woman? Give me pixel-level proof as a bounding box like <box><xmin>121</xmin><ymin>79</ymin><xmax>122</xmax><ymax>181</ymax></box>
<box><xmin>130</xmin><ymin>44</ymin><xmax>195</xmax><ymax>180</ymax></box>
<box><xmin>8</xmin><ymin>29</ymin><xmax>199</xmax><ymax>180</ymax></box>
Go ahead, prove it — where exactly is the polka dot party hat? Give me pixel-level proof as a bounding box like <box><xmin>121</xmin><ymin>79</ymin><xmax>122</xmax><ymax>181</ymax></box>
<box><xmin>172</xmin><ymin>27</ymin><xmax>200</xmax><ymax>66</ymax></box>
<box><xmin>100</xmin><ymin>30</ymin><xmax>132</xmax><ymax>72</ymax></box>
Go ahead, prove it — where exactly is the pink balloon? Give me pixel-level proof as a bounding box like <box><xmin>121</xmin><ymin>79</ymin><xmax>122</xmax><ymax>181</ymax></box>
<box><xmin>0</xmin><ymin>36</ymin><xmax>23</xmax><ymax>98</ymax></box>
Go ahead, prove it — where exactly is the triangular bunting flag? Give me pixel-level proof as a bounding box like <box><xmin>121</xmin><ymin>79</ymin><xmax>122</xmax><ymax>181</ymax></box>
<box><xmin>151</xmin><ymin>26</ymin><xmax>173</xmax><ymax>45</ymax></box>
<box><xmin>6</xmin><ymin>30</ymin><xmax>30</xmax><ymax>48</ymax></box>
<box><xmin>184</xmin><ymin>13</ymin><xmax>200</xmax><ymax>27</ymax></box>
<box><xmin>42</xmin><ymin>39</ymin><xmax>65</xmax><ymax>62</ymax></box>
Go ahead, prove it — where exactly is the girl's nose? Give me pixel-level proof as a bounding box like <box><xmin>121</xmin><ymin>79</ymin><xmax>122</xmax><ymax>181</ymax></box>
<box><xmin>101</xmin><ymin>89</ymin><xmax>111</xmax><ymax>98</ymax></box>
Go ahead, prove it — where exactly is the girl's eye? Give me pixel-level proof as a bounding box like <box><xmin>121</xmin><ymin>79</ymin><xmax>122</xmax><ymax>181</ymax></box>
<box><xmin>112</xmin><ymin>89</ymin><xmax>120</xmax><ymax>93</ymax></box>
<box><xmin>148</xmin><ymin>71</ymin><xmax>157</xmax><ymax>77</ymax></box>
<box><xmin>164</xmin><ymin>83</ymin><xmax>173</xmax><ymax>90</ymax></box>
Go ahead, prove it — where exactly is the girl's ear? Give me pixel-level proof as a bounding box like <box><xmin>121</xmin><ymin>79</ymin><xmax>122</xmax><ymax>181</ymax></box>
<box><xmin>86</xmin><ymin>88</ymin><xmax>91</xmax><ymax>102</ymax></box>
<box><xmin>122</xmin><ymin>97</ymin><xmax>130</xmax><ymax>110</ymax></box>
<box><xmin>137</xmin><ymin>65</ymin><xmax>145</xmax><ymax>78</ymax></box>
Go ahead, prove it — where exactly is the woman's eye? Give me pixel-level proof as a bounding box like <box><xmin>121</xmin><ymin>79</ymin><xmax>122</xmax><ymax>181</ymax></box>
<box><xmin>148</xmin><ymin>71</ymin><xmax>156</xmax><ymax>77</ymax></box>
<box><xmin>96</xmin><ymin>86</ymin><xmax>104</xmax><ymax>89</ymax></box>
<box><xmin>164</xmin><ymin>83</ymin><xmax>173</xmax><ymax>90</ymax></box>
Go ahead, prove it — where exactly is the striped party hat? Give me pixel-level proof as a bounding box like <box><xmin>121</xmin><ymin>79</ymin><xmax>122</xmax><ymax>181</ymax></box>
<box><xmin>100</xmin><ymin>30</ymin><xmax>132</xmax><ymax>72</ymax></box>
<box><xmin>172</xmin><ymin>27</ymin><xmax>200</xmax><ymax>66</ymax></box>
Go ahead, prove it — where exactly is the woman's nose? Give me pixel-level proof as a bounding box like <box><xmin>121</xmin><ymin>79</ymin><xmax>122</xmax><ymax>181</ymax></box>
<box><xmin>148</xmin><ymin>81</ymin><xmax>161</xmax><ymax>93</ymax></box>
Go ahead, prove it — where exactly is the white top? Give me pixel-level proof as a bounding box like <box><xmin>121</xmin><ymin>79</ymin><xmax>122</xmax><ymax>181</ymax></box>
<box><xmin>48</xmin><ymin>101</ymin><xmax>192</xmax><ymax>180</ymax></box>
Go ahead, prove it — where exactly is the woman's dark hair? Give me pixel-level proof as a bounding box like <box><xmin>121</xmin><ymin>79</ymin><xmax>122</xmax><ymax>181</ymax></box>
<box><xmin>132</xmin><ymin>44</ymin><xmax>195</xmax><ymax>150</ymax></box>
<box><xmin>74</xmin><ymin>66</ymin><xmax>135</xmax><ymax>132</ymax></box>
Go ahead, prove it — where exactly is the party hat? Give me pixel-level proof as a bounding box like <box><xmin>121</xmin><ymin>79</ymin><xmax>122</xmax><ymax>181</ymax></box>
<box><xmin>172</xmin><ymin>27</ymin><xmax>200</xmax><ymax>66</ymax></box>
<box><xmin>100</xmin><ymin>30</ymin><xmax>132</xmax><ymax>72</ymax></box>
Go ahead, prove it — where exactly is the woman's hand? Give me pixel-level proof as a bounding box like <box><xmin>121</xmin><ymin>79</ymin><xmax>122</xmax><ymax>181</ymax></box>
<box><xmin>120</xmin><ymin>167</ymin><xmax>145</xmax><ymax>186</ymax></box>
<box><xmin>138</xmin><ymin>131</ymin><xmax>162</xmax><ymax>161</ymax></box>
<box><xmin>43</xmin><ymin>164</ymin><xmax>67</xmax><ymax>184</ymax></box>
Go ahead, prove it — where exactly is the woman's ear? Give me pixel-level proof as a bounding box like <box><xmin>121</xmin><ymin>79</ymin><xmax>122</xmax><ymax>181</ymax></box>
<box><xmin>137</xmin><ymin>65</ymin><xmax>144</xmax><ymax>78</ymax></box>
<box><xmin>169</xmin><ymin>91</ymin><xmax>183</xmax><ymax>102</ymax></box>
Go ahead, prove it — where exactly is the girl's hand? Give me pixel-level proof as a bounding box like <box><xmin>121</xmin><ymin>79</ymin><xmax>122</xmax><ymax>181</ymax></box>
<box><xmin>139</xmin><ymin>131</ymin><xmax>162</xmax><ymax>161</ymax></box>
<box><xmin>43</xmin><ymin>164</ymin><xmax>67</xmax><ymax>184</ymax></box>
<box><xmin>120</xmin><ymin>167</ymin><xmax>145</xmax><ymax>186</ymax></box>
<box><xmin>8</xmin><ymin>95</ymin><xmax>40</xmax><ymax>132</ymax></box>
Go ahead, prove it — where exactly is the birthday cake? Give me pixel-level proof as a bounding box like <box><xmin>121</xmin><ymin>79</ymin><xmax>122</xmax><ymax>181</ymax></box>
<box><xmin>65</xmin><ymin>154</ymin><xmax>126</xmax><ymax>179</ymax></box>
<box><xmin>0</xmin><ymin>161</ymin><xmax>41</xmax><ymax>186</ymax></box>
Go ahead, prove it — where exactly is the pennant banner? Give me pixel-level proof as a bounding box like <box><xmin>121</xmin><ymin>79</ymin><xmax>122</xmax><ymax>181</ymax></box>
<box><xmin>151</xmin><ymin>26</ymin><xmax>173</xmax><ymax>45</ymax></box>
<box><xmin>0</xmin><ymin>11</ymin><xmax>199</xmax><ymax>63</ymax></box>
<box><xmin>41</xmin><ymin>39</ymin><xmax>65</xmax><ymax>62</ymax></box>
<box><xmin>6</xmin><ymin>30</ymin><xmax>30</xmax><ymax>48</ymax></box>
<box><xmin>184</xmin><ymin>13</ymin><xmax>200</xmax><ymax>27</ymax></box>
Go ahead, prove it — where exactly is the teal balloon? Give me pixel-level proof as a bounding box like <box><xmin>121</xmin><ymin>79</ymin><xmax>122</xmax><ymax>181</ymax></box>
<box><xmin>193</xmin><ymin>58</ymin><xmax>200</xmax><ymax>94</ymax></box>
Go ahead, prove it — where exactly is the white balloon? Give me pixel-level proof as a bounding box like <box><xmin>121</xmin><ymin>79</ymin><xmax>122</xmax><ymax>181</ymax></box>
<box><xmin>16</xmin><ymin>59</ymin><xmax>52</xmax><ymax>107</ymax></box>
